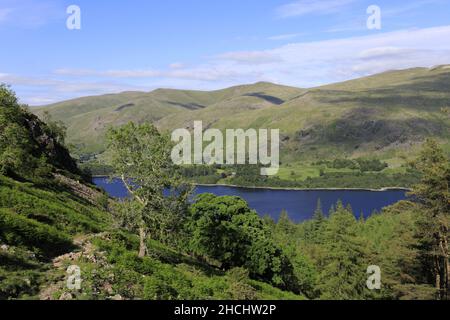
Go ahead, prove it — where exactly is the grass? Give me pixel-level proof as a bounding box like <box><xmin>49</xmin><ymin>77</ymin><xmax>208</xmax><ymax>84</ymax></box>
<box><xmin>0</xmin><ymin>175</ymin><xmax>111</xmax><ymax>299</ymax></box>
<box><xmin>277</xmin><ymin>164</ymin><xmax>322</xmax><ymax>181</ymax></box>
<box><xmin>277</xmin><ymin>163</ymin><xmax>360</xmax><ymax>181</ymax></box>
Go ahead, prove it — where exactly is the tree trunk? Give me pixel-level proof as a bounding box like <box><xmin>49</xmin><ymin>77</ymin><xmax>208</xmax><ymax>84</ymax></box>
<box><xmin>440</xmin><ymin>228</ymin><xmax>449</xmax><ymax>299</ymax></box>
<box><xmin>435</xmin><ymin>257</ymin><xmax>441</xmax><ymax>298</ymax></box>
<box><xmin>139</xmin><ymin>227</ymin><xmax>148</xmax><ymax>258</ymax></box>
<box><xmin>435</xmin><ymin>229</ymin><xmax>449</xmax><ymax>300</ymax></box>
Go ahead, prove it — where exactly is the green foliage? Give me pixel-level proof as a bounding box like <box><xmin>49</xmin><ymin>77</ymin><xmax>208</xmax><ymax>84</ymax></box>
<box><xmin>79</xmin><ymin>161</ymin><xmax>114</xmax><ymax>176</ymax></box>
<box><xmin>180</xmin><ymin>165</ymin><xmax>222</xmax><ymax>184</ymax></box>
<box><xmin>41</xmin><ymin>111</ymin><xmax>67</xmax><ymax>144</ymax></box>
<box><xmin>317</xmin><ymin>203</ymin><xmax>368</xmax><ymax>300</ymax></box>
<box><xmin>0</xmin><ymin>84</ymin><xmax>79</xmax><ymax>179</ymax></box>
<box><xmin>88</xmin><ymin>232</ymin><xmax>304</xmax><ymax>300</ymax></box>
<box><xmin>229</xmin><ymin>169</ymin><xmax>420</xmax><ymax>189</ymax></box>
<box><xmin>0</xmin><ymin>175</ymin><xmax>108</xmax><ymax>234</ymax></box>
<box><xmin>187</xmin><ymin>194</ymin><xmax>297</xmax><ymax>291</ymax></box>
<box><xmin>316</xmin><ymin>158</ymin><xmax>388</xmax><ymax>172</ymax></box>
<box><xmin>0</xmin><ymin>174</ymin><xmax>110</xmax><ymax>300</ymax></box>
<box><xmin>0</xmin><ymin>86</ymin><xmax>36</xmax><ymax>176</ymax></box>
<box><xmin>0</xmin><ymin>208</ymin><xmax>73</xmax><ymax>258</ymax></box>
<box><xmin>96</xmin><ymin>193</ymin><xmax>110</xmax><ymax>211</ymax></box>
<box><xmin>225</xmin><ymin>267</ymin><xmax>257</xmax><ymax>300</ymax></box>
<box><xmin>410</xmin><ymin>139</ymin><xmax>450</xmax><ymax>299</ymax></box>
<box><xmin>0</xmin><ymin>267</ymin><xmax>42</xmax><ymax>300</ymax></box>
<box><xmin>107</xmin><ymin>122</ymin><xmax>192</xmax><ymax>256</ymax></box>
<box><xmin>0</xmin><ymin>246</ymin><xmax>46</xmax><ymax>300</ymax></box>
<box><xmin>2</xmin><ymin>106</ymin><xmax>449</xmax><ymax>301</ymax></box>
<box><xmin>187</xmin><ymin>194</ymin><xmax>248</xmax><ymax>268</ymax></box>
<box><xmin>360</xmin><ymin>201</ymin><xmax>434</xmax><ymax>299</ymax></box>
<box><xmin>271</xmin><ymin>190</ymin><xmax>443</xmax><ymax>299</ymax></box>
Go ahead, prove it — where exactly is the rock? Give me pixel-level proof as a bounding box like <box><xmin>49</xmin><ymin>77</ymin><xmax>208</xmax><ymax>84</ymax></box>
<box><xmin>59</xmin><ymin>292</ymin><xmax>73</xmax><ymax>300</ymax></box>
<box><xmin>103</xmin><ymin>283</ymin><xmax>114</xmax><ymax>295</ymax></box>
<box><xmin>109</xmin><ymin>294</ymin><xmax>123</xmax><ymax>300</ymax></box>
<box><xmin>53</xmin><ymin>251</ymin><xmax>82</xmax><ymax>268</ymax></box>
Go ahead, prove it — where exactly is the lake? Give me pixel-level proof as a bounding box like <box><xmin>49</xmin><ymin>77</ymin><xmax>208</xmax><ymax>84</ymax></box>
<box><xmin>93</xmin><ymin>177</ymin><xmax>408</xmax><ymax>223</ymax></box>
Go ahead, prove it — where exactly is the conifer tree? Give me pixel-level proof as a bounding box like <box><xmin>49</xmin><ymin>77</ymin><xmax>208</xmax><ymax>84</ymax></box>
<box><xmin>318</xmin><ymin>202</ymin><xmax>368</xmax><ymax>299</ymax></box>
<box><xmin>312</xmin><ymin>199</ymin><xmax>326</xmax><ymax>244</ymax></box>
<box><xmin>411</xmin><ymin>139</ymin><xmax>450</xmax><ymax>299</ymax></box>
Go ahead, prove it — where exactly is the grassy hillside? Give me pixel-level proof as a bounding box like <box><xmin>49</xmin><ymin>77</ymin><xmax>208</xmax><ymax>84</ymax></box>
<box><xmin>35</xmin><ymin>82</ymin><xmax>303</xmax><ymax>154</ymax></box>
<box><xmin>34</xmin><ymin>67</ymin><xmax>450</xmax><ymax>160</ymax></box>
<box><xmin>33</xmin><ymin>67</ymin><xmax>450</xmax><ymax>187</ymax></box>
<box><xmin>0</xmin><ymin>175</ymin><xmax>305</xmax><ymax>300</ymax></box>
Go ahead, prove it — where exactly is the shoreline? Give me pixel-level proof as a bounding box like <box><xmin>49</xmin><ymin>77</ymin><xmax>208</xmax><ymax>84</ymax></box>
<box><xmin>194</xmin><ymin>183</ymin><xmax>411</xmax><ymax>192</ymax></box>
<box><xmin>92</xmin><ymin>176</ymin><xmax>410</xmax><ymax>192</ymax></box>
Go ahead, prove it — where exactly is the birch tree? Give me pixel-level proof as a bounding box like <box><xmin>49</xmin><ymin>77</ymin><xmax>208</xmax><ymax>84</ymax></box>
<box><xmin>107</xmin><ymin>122</ymin><xmax>192</xmax><ymax>257</ymax></box>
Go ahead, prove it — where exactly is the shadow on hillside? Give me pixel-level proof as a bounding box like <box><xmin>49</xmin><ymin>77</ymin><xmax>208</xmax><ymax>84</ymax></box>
<box><xmin>244</xmin><ymin>92</ymin><xmax>285</xmax><ymax>105</ymax></box>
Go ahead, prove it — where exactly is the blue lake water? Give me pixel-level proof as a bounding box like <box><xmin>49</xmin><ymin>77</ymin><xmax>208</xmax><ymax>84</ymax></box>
<box><xmin>93</xmin><ymin>177</ymin><xmax>408</xmax><ymax>223</ymax></box>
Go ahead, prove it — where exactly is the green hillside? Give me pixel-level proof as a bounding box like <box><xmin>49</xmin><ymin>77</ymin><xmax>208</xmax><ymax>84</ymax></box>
<box><xmin>35</xmin><ymin>66</ymin><xmax>450</xmax><ymax>157</ymax></box>
<box><xmin>35</xmin><ymin>82</ymin><xmax>304</xmax><ymax>154</ymax></box>
<box><xmin>0</xmin><ymin>175</ymin><xmax>304</xmax><ymax>300</ymax></box>
<box><xmin>33</xmin><ymin>67</ymin><xmax>450</xmax><ymax>188</ymax></box>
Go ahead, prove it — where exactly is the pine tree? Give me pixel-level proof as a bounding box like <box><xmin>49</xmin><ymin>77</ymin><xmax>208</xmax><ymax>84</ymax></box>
<box><xmin>278</xmin><ymin>210</ymin><xmax>294</xmax><ymax>233</ymax></box>
<box><xmin>411</xmin><ymin>139</ymin><xmax>450</xmax><ymax>299</ymax></box>
<box><xmin>359</xmin><ymin>212</ymin><xmax>365</xmax><ymax>223</ymax></box>
<box><xmin>313</xmin><ymin>199</ymin><xmax>325</xmax><ymax>222</ymax></box>
<box><xmin>318</xmin><ymin>203</ymin><xmax>368</xmax><ymax>299</ymax></box>
<box><xmin>312</xmin><ymin>199</ymin><xmax>326</xmax><ymax>244</ymax></box>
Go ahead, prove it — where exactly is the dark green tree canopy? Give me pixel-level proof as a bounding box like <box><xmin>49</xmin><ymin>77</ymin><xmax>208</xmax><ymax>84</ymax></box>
<box><xmin>187</xmin><ymin>194</ymin><xmax>297</xmax><ymax>291</ymax></box>
<box><xmin>0</xmin><ymin>84</ymin><xmax>78</xmax><ymax>178</ymax></box>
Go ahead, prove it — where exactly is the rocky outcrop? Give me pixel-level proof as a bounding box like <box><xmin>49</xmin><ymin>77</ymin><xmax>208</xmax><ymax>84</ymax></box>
<box><xmin>39</xmin><ymin>233</ymin><xmax>115</xmax><ymax>301</ymax></box>
<box><xmin>22</xmin><ymin>112</ymin><xmax>79</xmax><ymax>175</ymax></box>
<box><xmin>54</xmin><ymin>174</ymin><xmax>105</xmax><ymax>206</ymax></box>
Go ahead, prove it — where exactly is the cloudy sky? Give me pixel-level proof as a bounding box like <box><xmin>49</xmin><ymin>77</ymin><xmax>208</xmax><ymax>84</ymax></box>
<box><xmin>0</xmin><ymin>0</ymin><xmax>450</xmax><ymax>105</ymax></box>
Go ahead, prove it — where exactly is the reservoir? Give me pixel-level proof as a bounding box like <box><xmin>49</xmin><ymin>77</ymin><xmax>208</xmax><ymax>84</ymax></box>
<box><xmin>94</xmin><ymin>177</ymin><xmax>408</xmax><ymax>222</ymax></box>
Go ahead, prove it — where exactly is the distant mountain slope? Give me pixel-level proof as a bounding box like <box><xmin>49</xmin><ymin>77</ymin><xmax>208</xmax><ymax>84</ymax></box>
<box><xmin>33</xmin><ymin>67</ymin><xmax>450</xmax><ymax>162</ymax></box>
<box><xmin>34</xmin><ymin>82</ymin><xmax>303</xmax><ymax>153</ymax></box>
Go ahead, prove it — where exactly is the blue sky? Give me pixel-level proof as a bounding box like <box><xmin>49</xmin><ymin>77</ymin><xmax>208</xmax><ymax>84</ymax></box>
<box><xmin>0</xmin><ymin>0</ymin><xmax>450</xmax><ymax>105</ymax></box>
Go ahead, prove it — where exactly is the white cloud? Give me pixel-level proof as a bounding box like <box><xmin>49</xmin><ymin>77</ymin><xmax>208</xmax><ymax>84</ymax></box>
<box><xmin>54</xmin><ymin>68</ymin><xmax>161</xmax><ymax>78</ymax></box>
<box><xmin>358</xmin><ymin>47</ymin><xmax>417</xmax><ymax>60</ymax></box>
<box><xmin>268</xmin><ymin>33</ymin><xmax>304</xmax><ymax>41</ymax></box>
<box><xmin>215</xmin><ymin>51</ymin><xmax>282</xmax><ymax>65</ymax></box>
<box><xmin>54</xmin><ymin>66</ymin><xmax>251</xmax><ymax>82</ymax></box>
<box><xmin>169</xmin><ymin>62</ymin><xmax>185</xmax><ymax>70</ymax></box>
<box><xmin>51</xmin><ymin>26</ymin><xmax>450</xmax><ymax>90</ymax></box>
<box><xmin>5</xmin><ymin>25</ymin><xmax>450</xmax><ymax>104</ymax></box>
<box><xmin>25</xmin><ymin>97</ymin><xmax>57</xmax><ymax>105</ymax></box>
<box><xmin>276</xmin><ymin>0</ymin><xmax>356</xmax><ymax>18</ymax></box>
<box><xmin>210</xmin><ymin>25</ymin><xmax>450</xmax><ymax>86</ymax></box>
<box><xmin>0</xmin><ymin>72</ymin><xmax>147</xmax><ymax>105</ymax></box>
<box><xmin>0</xmin><ymin>0</ymin><xmax>64</xmax><ymax>28</ymax></box>
<box><xmin>383</xmin><ymin>0</ymin><xmax>446</xmax><ymax>17</ymax></box>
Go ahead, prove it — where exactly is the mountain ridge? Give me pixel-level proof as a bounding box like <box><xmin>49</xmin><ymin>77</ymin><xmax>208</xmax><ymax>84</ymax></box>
<box><xmin>33</xmin><ymin>67</ymin><xmax>450</xmax><ymax>167</ymax></box>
